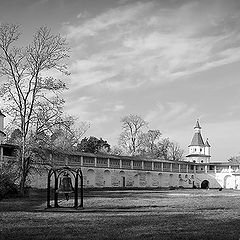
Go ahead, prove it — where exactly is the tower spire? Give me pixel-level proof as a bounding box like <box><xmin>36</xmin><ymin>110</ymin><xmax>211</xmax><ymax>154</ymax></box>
<box><xmin>194</xmin><ymin>119</ymin><xmax>201</xmax><ymax>129</ymax></box>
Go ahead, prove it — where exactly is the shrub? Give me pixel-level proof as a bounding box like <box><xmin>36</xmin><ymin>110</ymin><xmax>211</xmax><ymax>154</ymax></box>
<box><xmin>0</xmin><ymin>173</ymin><xmax>18</xmax><ymax>200</ymax></box>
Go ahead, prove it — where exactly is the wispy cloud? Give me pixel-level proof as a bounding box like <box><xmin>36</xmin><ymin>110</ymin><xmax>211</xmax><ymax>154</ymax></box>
<box><xmin>145</xmin><ymin>102</ymin><xmax>198</xmax><ymax>126</ymax></box>
<box><xmin>65</xmin><ymin>2</ymin><xmax>154</xmax><ymax>39</ymax></box>
<box><xmin>63</xmin><ymin>0</ymin><xmax>240</xmax><ymax>91</ymax></box>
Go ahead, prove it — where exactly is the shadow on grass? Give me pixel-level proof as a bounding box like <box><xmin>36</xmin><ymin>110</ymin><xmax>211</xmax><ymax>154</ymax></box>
<box><xmin>0</xmin><ymin>211</ymin><xmax>240</xmax><ymax>240</ymax></box>
<box><xmin>1</xmin><ymin>189</ymin><xmax>240</xmax><ymax>239</ymax></box>
<box><xmin>0</xmin><ymin>189</ymin><xmax>47</xmax><ymax>212</ymax></box>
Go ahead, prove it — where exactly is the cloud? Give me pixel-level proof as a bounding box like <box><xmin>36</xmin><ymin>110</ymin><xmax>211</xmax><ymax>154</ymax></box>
<box><xmin>64</xmin><ymin>93</ymin><xmax>124</xmax><ymax>129</ymax></box>
<box><xmin>103</xmin><ymin>102</ymin><xmax>125</xmax><ymax>112</ymax></box>
<box><xmin>65</xmin><ymin>2</ymin><xmax>154</xmax><ymax>39</ymax></box>
<box><xmin>63</xmin><ymin>0</ymin><xmax>240</xmax><ymax>91</ymax></box>
<box><xmin>145</xmin><ymin>102</ymin><xmax>199</xmax><ymax>129</ymax></box>
<box><xmin>76</xmin><ymin>11</ymin><xmax>88</xmax><ymax>19</ymax></box>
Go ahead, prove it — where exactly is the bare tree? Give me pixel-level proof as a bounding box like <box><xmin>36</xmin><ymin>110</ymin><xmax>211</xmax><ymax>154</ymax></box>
<box><xmin>168</xmin><ymin>141</ymin><xmax>184</xmax><ymax>161</ymax></box>
<box><xmin>110</xmin><ymin>145</ymin><xmax>127</xmax><ymax>156</ymax></box>
<box><xmin>119</xmin><ymin>114</ymin><xmax>148</xmax><ymax>155</ymax></box>
<box><xmin>7</xmin><ymin>99</ymin><xmax>90</xmax><ymax>189</ymax></box>
<box><xmin>156</xmin><ymin>138</ymin><xmax>184</xmax><ymax>161</ymax></box>
<box><xmin>156</xmin><ymin>138</ymin><xmax>171</xmax><ymax>159</ymax></box>
<box><xmin>228</xmin><ymin>156</ymin><xmax>240</xmax><ymax>163</ymax></box>
<box><xmin>139</xmin><ymin>129</ymin><xmax>162</xmax><ymax>156</ymax></box>
<box><xmin>0</xmin><ymin>23</ymin><xmax>69</xmax><ymax>194</ymax></box>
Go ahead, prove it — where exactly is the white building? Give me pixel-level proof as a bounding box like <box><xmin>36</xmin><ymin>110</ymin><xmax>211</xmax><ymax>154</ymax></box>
<box><xmin>186</xmin><ymin>120</ymin><xmax>211</xmax><ymax>163</ymax></box>
<box><xmin>0</xmin><ymin>110</ymin><xmax>17</xmax><ymax>168</ymax></box>
<box><xmin>186</xmin><ymin>120</ymin><xmax>240</xmax><ymax>189</ymax></box>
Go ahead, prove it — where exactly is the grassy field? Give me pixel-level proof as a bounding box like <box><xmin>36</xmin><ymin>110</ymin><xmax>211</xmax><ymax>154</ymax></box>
<box><xmin>1</xmin><ymin>189</ymin><xmax>240</xmax><ymax>239</ymax></box>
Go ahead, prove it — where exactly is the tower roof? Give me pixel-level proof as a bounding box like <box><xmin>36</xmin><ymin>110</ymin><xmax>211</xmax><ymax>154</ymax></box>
<box><xmin>0</xmin><ymin>110</ymin><xmax>5</xmax><ymax>117</ymax></box>
<box><xmin>205</xmin><ymin>138</ymin><xmax>211</xmax><ymax>147</ymax></box>
<box><xmin>0</xmin><ymin>130</ymin><xmax>6</xmax><ymax>136</ymax></box>
<box><xmin>189</xmin><ymin>132</ymin><xmax>205</xmax><ymax>147</ymax></box>
<box><xmin>194</xmin><ymin>120</ymin><xmax>201</xmax><ymax>129</ymax></box>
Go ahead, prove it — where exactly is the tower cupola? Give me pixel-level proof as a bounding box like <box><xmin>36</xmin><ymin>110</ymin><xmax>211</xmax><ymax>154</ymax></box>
<box><xmin>194</xmin><ymin>119</ymin><xmax>201</xmax><ymax>132</ymax></box>
<box><xmin>186</xmin><ymin>120</ymin><xmax>211</xmax><ymax>163</ymax></box>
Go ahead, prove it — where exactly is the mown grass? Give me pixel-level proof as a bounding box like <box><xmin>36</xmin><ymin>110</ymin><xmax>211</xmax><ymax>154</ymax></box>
<box><xmin>1</xmin><ymin>189</ymin><xmax>240</xmax><ymax>239</ymax></box>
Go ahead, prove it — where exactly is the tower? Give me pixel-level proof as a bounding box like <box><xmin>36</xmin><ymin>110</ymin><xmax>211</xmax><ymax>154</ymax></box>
<box><xmin>186</xmin><ymin>120</ymin><xmax>211</xmax><ymax>163</ymax></box>
<box><xmin>0</xmin><ymin>110</ymin><xmax>6</xmax><ymax>143</ymax></box>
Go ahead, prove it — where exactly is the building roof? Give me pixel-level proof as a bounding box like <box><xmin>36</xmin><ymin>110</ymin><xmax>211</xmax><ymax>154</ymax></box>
<box><xmin>194</xmin><ymin>120</ymin><xmax>201</xmax><ymax>129</ymax></box>
<box><xmin>0</xmin><ymin>110</ymin><xmax>6</xmax><ymax>117</ymax></box>
<box><xmin>205</xmin><ymin>138</ymin><xmax>211</xmax><ymax>147</ymax></box>
<box><xmin>210</xmin><ymin>162</ymin><xmax>239</xmax><ymax>166</ymax></box>
<box><xmin>0</xmin><ymin>143</ymin><xmax>19</xmax><ymax>148</ymax></box>
<box><xmin>0</xmin><ymin>130</ymin><xmax>6</xmax><ymax>136</ymax></box>
<box><xmin>189</xmin><ymin>132</ymin><xmax>205</xmax><ymax>146</ymax></box>
<box><xmin>48</xmin><ymin>148</ymin><xmax>184</xmax><ymax>164</ymax></box>
<box><xmin>186</xmin><ymin>154</ymin><xmax>211</xmax><ymax>158</ymax></box>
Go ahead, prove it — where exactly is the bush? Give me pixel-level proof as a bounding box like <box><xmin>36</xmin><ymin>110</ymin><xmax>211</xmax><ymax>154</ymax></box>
<box><xmin>0</xmin><ymin>173</ymin><xmax>18</xmax><ymax>200</ymax></box>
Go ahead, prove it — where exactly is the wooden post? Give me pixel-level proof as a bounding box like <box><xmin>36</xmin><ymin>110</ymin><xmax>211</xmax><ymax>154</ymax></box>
<box><xmin>80</xmin><ymin>156</ymin><xmax>83</xmax><ymax>166</ymax></box>
<box><xmin>74</xmin><ymin>173</ymin><xmax>78</xmax><ymax>208</ymax></box>
<box><xmin>131</xmin><ymin>160</ymin><xmax>133</xmax><ymax>169</ymax></box>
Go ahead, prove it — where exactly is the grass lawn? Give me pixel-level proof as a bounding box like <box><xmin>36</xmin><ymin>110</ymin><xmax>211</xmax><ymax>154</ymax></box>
<box><xmin>1</xmin><ymin>189</ymin><xmax>240</xmax><ymax>239</ymax></box>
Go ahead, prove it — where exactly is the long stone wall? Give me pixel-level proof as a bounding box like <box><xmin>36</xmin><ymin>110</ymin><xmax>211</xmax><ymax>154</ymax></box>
<box><xmin>6</xmin><ymin>152</ymin><xmax>240</xmax><ymax>190</ymax></box>
<box><xmin>29</xmin><ymin>165</ymin><xmax>195</xmax><ymax>189</ymax></box>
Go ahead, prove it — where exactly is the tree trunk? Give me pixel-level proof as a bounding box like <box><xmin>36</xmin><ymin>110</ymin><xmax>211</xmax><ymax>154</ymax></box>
<box><xmin>19</xmin><ymin>175</ymin><xmax>26</xmax><ymax>196</ymax></box>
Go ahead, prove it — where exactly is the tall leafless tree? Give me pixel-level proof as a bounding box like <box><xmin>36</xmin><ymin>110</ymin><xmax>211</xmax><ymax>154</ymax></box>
<box><xmin>0</xmin><ymin>23</ymin><xmax>70</xmax><ymax>194</ymax></box>
<box><xmin>156</xmin><ymin>138</ymin><xmax>184</xmax><ymax>161</ymax></box>
<box><xmin>168</xmin><ymin>141</ymin><xmax>184</xmax><ymax>161</ymax></box>
<box><xmin>119</xmin><ymin>114</ymin><xmax>148</xmax><ymax>155</ymax></box>
<box><xmin>139</xmin><ymin>129</ymin><xmax>162</xmax><ymax>156</ymax></box>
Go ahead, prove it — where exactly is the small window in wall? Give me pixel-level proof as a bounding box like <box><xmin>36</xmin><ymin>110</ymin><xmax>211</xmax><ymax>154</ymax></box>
<box><xmin>201</xmin><ymin>160</ymin><xmax>203</xmax><ymax>163</ymax></box>
<box><xmin>194</xmin><ymin>148</ymin><xmax>196</xmax><ymax>152</ymax></box>
<box><xmin>191</xmin><ymin>175</ymin><xmax>194</xmax><ymax>179</ymax></box>
<box><xmin>200</xmin><ymin>148</ymin><xmax>202</xmax><ymax>152</ymax></box>
<box><xmin>209</xmin><ymin>165</ymin><xmax>214</xmax><ymax>170</ymax></box>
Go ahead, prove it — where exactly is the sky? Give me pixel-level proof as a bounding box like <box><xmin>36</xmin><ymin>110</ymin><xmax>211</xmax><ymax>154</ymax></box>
<box><xmin>1</xmin><ymin>0</ymin><xmax>240</xmax><ymax>162</ymax></box>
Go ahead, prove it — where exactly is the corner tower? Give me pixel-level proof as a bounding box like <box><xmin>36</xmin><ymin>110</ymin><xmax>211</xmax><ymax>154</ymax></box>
<box><xmin>186</xmin><ymin>120</ymin><xmax>211</xmax><ymax>163</ymax></box>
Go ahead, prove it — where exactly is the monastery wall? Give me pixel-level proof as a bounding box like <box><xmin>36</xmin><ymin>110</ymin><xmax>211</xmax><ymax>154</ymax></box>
<box><xmin>28</xmin><ymin>156</ymin><xmax>240</xmax><ymax>190</ymax></box>
<box><xmin>29</xmin><ymin>165</ymin><xmax>195</xmax><ymax>189</ymax></box>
